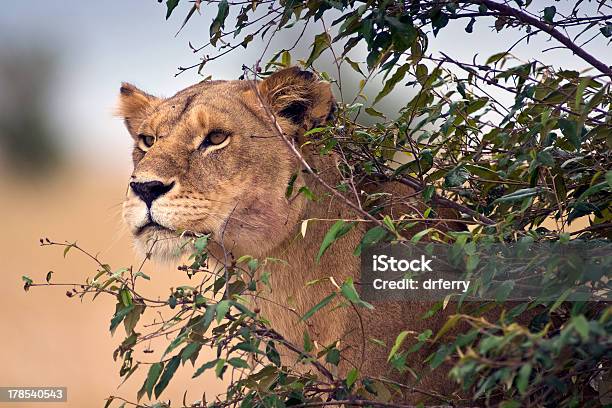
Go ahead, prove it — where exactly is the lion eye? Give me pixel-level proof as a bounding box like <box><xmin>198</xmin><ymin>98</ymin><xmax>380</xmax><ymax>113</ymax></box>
<box><xmin>200</xmin><ymin>131</ymin><xmax>230</xmax><ymax>149</ymax></box>
<box><xmin>139</xmin><ymin>135</ymin><xmax>155</xmax><ymax>150</ymax></box>
<box><xmin>209</xmin><ymin>132</ymin><xmax>228</xmax><ymax>145</ymax></box>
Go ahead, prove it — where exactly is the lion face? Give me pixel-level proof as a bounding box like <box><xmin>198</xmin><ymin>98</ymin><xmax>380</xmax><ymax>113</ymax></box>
<box><xmin>117</xmin><ymin>68</ymin><xmax>335</xmax><ymax>259</ymax></box>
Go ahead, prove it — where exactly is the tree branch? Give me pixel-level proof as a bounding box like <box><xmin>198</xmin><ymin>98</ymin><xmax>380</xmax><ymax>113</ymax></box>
<box><xmin>474</xmin><ymin>0</ymin><xmax>612</xmax><ymax>78</ymax></box>
<box><xmin>370</xmin><ymin>172</ymin><xmax>497</xmax><ymax>226</ymax></box>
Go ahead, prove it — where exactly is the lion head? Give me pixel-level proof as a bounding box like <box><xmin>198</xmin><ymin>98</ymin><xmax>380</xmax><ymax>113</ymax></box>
<box><xmin>117</xmin><ymin>67</ymin><xmax>335</xmax><ymax>259</ymax></box>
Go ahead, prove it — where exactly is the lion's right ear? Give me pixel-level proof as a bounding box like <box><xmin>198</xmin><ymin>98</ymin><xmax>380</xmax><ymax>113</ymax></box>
<box><xmin>257</xmin><ymin>67</ymin><xmax>336</xmax><ymax>133</ymax></box>
<box><xmin>117</xmin><ymin>83</ymin><xmax>159</xmax><ymax>135</ymax></box>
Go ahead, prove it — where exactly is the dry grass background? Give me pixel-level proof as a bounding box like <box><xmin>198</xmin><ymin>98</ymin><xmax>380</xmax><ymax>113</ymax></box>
<box><xmin>0</xmin><ymin>168</ymin><xmax>225</xmax><ymax>407</ymax></box>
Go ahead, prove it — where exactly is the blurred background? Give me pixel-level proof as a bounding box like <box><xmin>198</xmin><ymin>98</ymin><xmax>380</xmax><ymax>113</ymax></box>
<box><xmin>0</xmin><ymin>1</ymin><xmax>606</xmax><ymax>406</ymax></box>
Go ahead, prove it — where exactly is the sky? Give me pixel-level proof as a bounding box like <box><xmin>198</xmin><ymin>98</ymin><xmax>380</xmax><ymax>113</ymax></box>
<box><xmin>0</xmin><ymin>0</ymin><xmax>609</xmax><ymax>172</ymax></box>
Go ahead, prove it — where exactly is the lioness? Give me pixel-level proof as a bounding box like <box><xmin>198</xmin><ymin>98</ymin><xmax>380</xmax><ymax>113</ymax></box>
<box><xmin>118</xmin><ymin>67</ymin><xmax>473</xmax><ymax>404</ymax></box>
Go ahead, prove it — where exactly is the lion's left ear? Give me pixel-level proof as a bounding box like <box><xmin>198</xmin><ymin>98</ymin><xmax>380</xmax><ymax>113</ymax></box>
<box><xmin>257</xmin><ymin>67</ymin><xmax>336</xmax><ymax>132</ymax></box>
<box><xmin>116</xmin><ymin>83</ymin><xmax>160</xmax><ymax>136</ymax></box>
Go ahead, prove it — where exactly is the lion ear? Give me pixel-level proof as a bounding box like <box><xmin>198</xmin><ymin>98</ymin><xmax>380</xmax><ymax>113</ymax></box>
<box><xmin>117</xmin><ymin>83</ymin><xmax>160</xmax><ymax>135</ymax></box>
<box><xmin>257</xmin><ymin>67</ymin><xmax>336</xmax><ymax>131</ymax></box>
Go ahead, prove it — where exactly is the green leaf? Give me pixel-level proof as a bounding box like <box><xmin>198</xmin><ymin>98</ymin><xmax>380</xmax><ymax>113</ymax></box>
<box><xmin>543</xmin><ymin>6</ymin><xmax>556</xmax><ymax>23</ymax></box>
<box><xmin>365</xmin><ymin>107</ymin><xmax>386</xmax><ymax>118</ymax></box>
<box><xmin>395</xmin><ymin>149</ymin><xmax>433</xmax><ymax>176</ymax></box>
<box><xmin>228</xmin><ymin>357</ymin><xmax>250</xmax><ymax>369</ymax></box>
<box><xmin>387</xmin><ymin>331</ymin><xmax>409</xmax><ymax>362</ymax></box>
<box><xmin>316</xmin><ymin>220</ymin><xmax>355</xmax><ymax>263</ymax></box>
<box><xmin>345</xmin><ymin>57</ymin><xmax>365</xmax><ymax>77</ymax></box>
<box><xmin>164</xmin><ymin>332</ymin><xmax>188</xmax><ymax>358</ymax></box>
<box><xmin>209</xmin><ymin>0</ymin><xmax>229</xmax><ymax>46</ymax></box>
<box><xmin>466</xmin><ymin>97</ymin><xmax>489</xmax><ymax>114</ymax></box>
<box><xmin>346</xmin><ymin>368</ymin><xmax>358</xmax><ymax>388</ymax></box>
<box><xmin>431</xmin><ymin>9</ymin><xmax>449</xmax><ymax>35</ymax></box>
<box><xmin>417</xmin><ymin>329</ymin><xmax>432</xmax><ymax>342</ymax></box>
<box><xmin>444</xmin><ymin>165</ymin><xmax>470</xmax><ymax>187</ymax></box>
<box><xmin>428</xmin><ymin>345</ymin><xmax>451</xmax><ymax>369</ymax></box>
<box><xmin>354</xmin><ymin>226</ymin><xmax>388</xmax><ymax>256</ymax></box>
<box><xmin>494</xmin><ymin>188</ymin><xmax>542</xmax><ymax>204</ymax></box>
<box><xmin>411</xmin><ymin>228</ymin><xmax>432</xmax><ymax>244</ymax></box>
<box><xmin>45</xmin><ymin>271</ymin><xmax>53</xmax><ymax>283</ymax></box>
<box><xmin>123</xmin><ymin>304</ymin><xmax>145</xmax><ymax>335</ymax></box>
<box><xmin>339</xmin><ymin>279</ymin><xmax>358</xmax><ymax>305</ymax></box>
<box><xmin>215</xmin><ymin>359</ymin><xmax>226</xmax><ymax>378</ymax></box>
<box><xmin>374</xmin><ymin>63</ymin><xmax>410</xmax><ymax>104</ymax></box>
<box><xmin>168</xmin><ymin>295</ymin><xmax>177</xmax><ymax>309</ymax></box>
<box><xmin>120</xmin><ymin>288</ymin><xmax>132</xmax><ymax>307</ymax></box>
<box><xmin>232</xmin><ymin>342</ymin><xmax>261</xmax><ymax>355</ymax></box>
<box><xmin>433</xmin><ymin>314</ymin><xmax>461</xmax><ymax>342</ymax></box>
<box><xmin>388</xmin><ymin>17</ymin><xmax>417</xmax><ymax>52</ymax></box>
<box><xmin>181</xmin><ymin>342</ymin><xmax>202</xmax><ymax>365</ymax></box>
<box><xmin>303</xmin><ymin>127</ymin><xmax>327</xmax><ymax>137</ymax></box>
<box><xmin>341</xmin><ymin>277</ymin><xmax>374</xmax><ymax>309</ymax></box>
<box><xmin>495</xmin><ymin>280</ymin><xmax>515</xmax><ymax>302</ymax></box>
<box><xmin>216</xmin><ymin>300</ymin><xmax>231</xmax><ymax>323</ymax></box>
<box><xmin>241</xmin><ymin>34</ymin><xmax>254</xmax><ymax>49</ymax></box>
<box><xmin>281</xmin><ymin>50</ymin><xmax>291</xmax><ymax>67</ymax></box>
<box><xmin>422</xmin><ymin>185</ymin><xmax>435</xmax><ymax>201</ymax></box>
<box><xmin>154</xmin><ymin>355</ymin><xmax>181</xmax><ymax>398</ymax></box>
<box><xmin>303</xmin><ymin>330</ymin><xmax>314</xmax><ymax>352</ymax></box>
<box><xmin>134</xmin><ymin>271</ymin><xmax>150</xmax><ymax>280</ymax></box>
<box><xmin>486</xmin><ymin>52</ymin><xmax>508</xmax><ymax>65</ymax></box>
<box><xmin>266</xmin><ymin>342</ymin><xmax>281</xmax><ymax>367</ymax></box>
<box><xmin>572</xmin><ymin>315</ymin><xmax>589</xmax><ymax>341</ymax></box>
<box><xmin>285</xmin><ymin>173</ymin><xmax>297</xmax><ymax>198</ymax></box>
<box><xmin>176</xmin><ymin>4</ymin><xmax>199</xmax><ymax>35</ymax></box>
<box><xmin>22</xmin><ymin>275</ymin><xmax>33</xmax><ymax>291</ymax></box>
<box><xmin>198</xmin><ymin>304</ymin><xmax>216</xmax><ymax>334</ymax></box>
<box><xmin>301</xmin><ymin>293</ymin><xmax>336</xmax><ymax>321</ymax></box>
<box><xmin>326</xmin><ymin>348</ymin><xmax>341</xmax><ymax>365</ymax></box>
<box><xmin>363</xmin><ymin>377</ymin><xmax>378</xmax><ymax>395</ymax></box>
<box><xmin>144</xmin><ymin>362</ymin><xmax>164</xmax><ymax>399</ymax></box>
<box><xmin>194</xmin><ymin>235</ymin><xmax>209</xmax><ymax>252</ymax></box>
<box><xmin>298</xmin><ymin>186</ymin><xmax>316</xmax><ymax>201</ymax></box>
<box><xmin>306</xmin><ymin>32</ymin><xmax>331</xmax><ymax>67</ymax></box>
<box><xmin>416</xmin><ymin>64</ymin><xmax>428</xmax><ymax>85</ymax></box>
<box><xmin>165</xmin><ymin>0</ymin><xmax>180</xmax><ymax>19</ymax></box>
<box><xmin>463</xmin><ymin>164</ymin><xmax>499</xmax><ymax>180</ymax></box>
<box><xmin>516</xmin><ymin>363</ymin><xmax>531</xmax><ymax>395</ymax></box>
<box><xmin>576</xmin><ymin>181</ymin><xmax>608</xmax><ymax>202</ymax></box>
<box><xmin>110</xmin><ymin>304</ymin><xmax>135</xmax><ymax>336</ymax></box>
<box><xmin>192</xmin><ymin>359</ymin><xmax>218</xmax><ymax>378</ymax></box>
<box><xmin>394</xmin><ymin>159</ymin><xmax>420</xmax><ymax>176</ymax></box>
<box><xmin>574</xmin><ymin>77</ymin><xmax>590</xmax><ymax>111</ymax></box>
<box><xmin>231</xmin><ymin>300</ymin><xmax>256</xmax><ymax>318</ymax></box>
<box><xmin>558</xmin><ymin>118</ymin><xmax>581</xmax><ymax>150</ymax></box>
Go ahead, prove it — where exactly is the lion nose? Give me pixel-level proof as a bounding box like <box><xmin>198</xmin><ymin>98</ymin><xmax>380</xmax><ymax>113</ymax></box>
<box><xmin>130</xmin><ymin>180</ymin><xmax>174</xmax><ymax>207</ymax></box>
